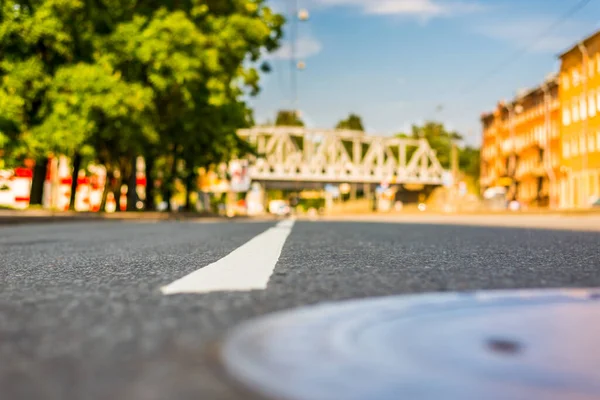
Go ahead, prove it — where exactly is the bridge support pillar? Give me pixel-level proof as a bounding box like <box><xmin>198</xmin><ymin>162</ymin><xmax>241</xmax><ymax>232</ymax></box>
<box><xmin>363</xmin><ymin>183</ymin><xmax>371</xmax><ymax>199</ymax></box>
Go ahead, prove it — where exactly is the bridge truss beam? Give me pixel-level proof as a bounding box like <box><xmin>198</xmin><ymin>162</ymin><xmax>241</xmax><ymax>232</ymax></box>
<box><xmin>237</xmin><ymin>127</ymin><xmax>446</xmax><ymax>185</ymax></box>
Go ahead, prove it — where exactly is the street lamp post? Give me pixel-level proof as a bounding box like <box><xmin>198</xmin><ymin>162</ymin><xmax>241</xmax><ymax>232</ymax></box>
<box><xmin>289</xmin><ymin>0</ymin><xmax>309</xmax><ymax>115</ymax></box>
<box><xmin>507</xmin><ymin>103</ymin><xmax>523</xmax><ymax>202</ymax></box>
<box><xmin>578</xmin><ymin>42</ymin><xmax>589</xmax><ymax>208</ymax></box>
<box><xmin>541</xmin><ymin>81</ymin><xmax>557</xmax><ymax>209</ymax></box>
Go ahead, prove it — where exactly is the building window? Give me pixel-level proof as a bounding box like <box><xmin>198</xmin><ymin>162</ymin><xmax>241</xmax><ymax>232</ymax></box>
<box><xmin>572</xmin><ymin>100</ymin><xmax>580</xmax><ymax>122</ymax></box>
<box><xmin>581</xmin><ymin>134</ymin><xmax>587</xmax><ymax>153</ymax></box>
<box><xmin>564</xmin><ymin>141</ymin><xmax>570</xmax><ymax>158</ymax></box>
<box><xmin>573</xmin><ymin>69</ymin><xmax>580</xmax><ymax>85</ymax></box>
<box><xmin>589</xmin><ymin>135</ymin><xmax>596</xmax><ymax>152</ymax></box>
<box><xmin>573</xmin><ymin>138</ymin><xmax>579</xmax><ymax>155</ymax></box>
<box><xmin>562</xmin><ymin>74</ymin><xmax>570</xmax><ymax>89</ymax></box>
<box><xmin>580</xmin><ymin>95</ymin><xmax>587</xmax><ymax>120</ymax></box>
<box><xmin>597</xmin><ymin>131</ymin><xmax>600</xmax><ymax>148</ymax></box>
<box><xmin>563</xmin><ymin>108</ymin><xmax>571</xmax><ymax>125</ymax></box>
<box><xmin>590</xmin><ymin>93</ymin><xmax>597</xmax><ymax>117</ymax></box>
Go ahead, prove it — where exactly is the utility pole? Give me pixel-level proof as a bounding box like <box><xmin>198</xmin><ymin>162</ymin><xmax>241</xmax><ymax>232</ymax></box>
<box><xmin>290</xmin><ymin>0</ymin><xmax>299</xmax><ymax>113</ymax></box>
<box><xmin>451</xmin><ymin>142</ymin><xmax>459</xmax><ymax>180</ymax></box>
<box><xmin>450</xmin><ymin>140</ymin><xmax>459</xmax><ymax>211</ymax></box>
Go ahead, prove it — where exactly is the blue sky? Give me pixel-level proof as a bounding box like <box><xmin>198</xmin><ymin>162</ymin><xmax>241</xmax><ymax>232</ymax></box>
<box><xmin>249</xmin><ymin>0</ymin><xmax>600</xmax><ymax>145</ymax></box>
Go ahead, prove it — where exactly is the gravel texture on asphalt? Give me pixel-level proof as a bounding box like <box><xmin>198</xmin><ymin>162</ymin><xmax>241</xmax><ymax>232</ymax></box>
<box><xmin>1</xmin><ymin>220</ymin><xmax>599</xmax><ymax>399</ymax></box>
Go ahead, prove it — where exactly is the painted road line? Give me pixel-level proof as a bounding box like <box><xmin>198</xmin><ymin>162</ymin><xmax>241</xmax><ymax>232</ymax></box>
<box><xmin>160</xmin><ymin>218</ymin><xmax>295</xmax><ymax>295</ymax></box>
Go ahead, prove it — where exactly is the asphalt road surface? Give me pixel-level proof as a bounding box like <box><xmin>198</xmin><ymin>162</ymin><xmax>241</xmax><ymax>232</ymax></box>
<box><xmin>1</xmin><ymin>217</ymin><xmax>599</xmax><ymax>400</ymax></box>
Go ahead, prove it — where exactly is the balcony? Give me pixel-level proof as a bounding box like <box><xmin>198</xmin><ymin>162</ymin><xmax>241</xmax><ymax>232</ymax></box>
<box><xmin>501</xmin><ymin>140</ymin><xmax>514</xmax><ymax>155</ymax></box>
<box><xmin>531</xmin><ymin>165</ymin><xmax>546</xmax><ymax>177</ymax></box>
<box><xmin>515</xmin><ymin>163</ymin><xmax>546</xmax><ymax>179</ymax></box>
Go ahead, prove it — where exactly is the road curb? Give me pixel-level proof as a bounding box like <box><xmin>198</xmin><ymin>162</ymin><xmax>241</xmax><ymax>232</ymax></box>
<box><xmin>0</xmin><ymin>211</ymin><xmax>257</xmax><ymax>226</ymax></box>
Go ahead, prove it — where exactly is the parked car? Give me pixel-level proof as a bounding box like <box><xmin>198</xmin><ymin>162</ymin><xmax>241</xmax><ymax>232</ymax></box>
<box><xmin>268</xmin><ymin>200</ymin><xmax>290</xmax><ymax>216</ymax></box>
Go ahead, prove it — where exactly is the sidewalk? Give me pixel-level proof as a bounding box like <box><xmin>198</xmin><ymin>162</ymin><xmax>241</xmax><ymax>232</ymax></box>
<box><xmin>313</xmin><ymin>212</ymin><xmax>600</xmax><ymax>232</ymax></box>
<box><xmin>327</xmin><ymin>206</ymin><xmax>600</xmax><ymax>217</ymax></box>
<box><xmin>0</xmin><ymin>210</ymin><xmax>236</xmax><ymax>226</ymax></box>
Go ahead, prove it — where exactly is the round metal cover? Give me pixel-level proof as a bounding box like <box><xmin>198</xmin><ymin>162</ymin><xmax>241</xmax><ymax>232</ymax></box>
<box><xmin>220</xmin><ymin>289</ymin><xmax>600</xmax><ymax>400</ymax></box>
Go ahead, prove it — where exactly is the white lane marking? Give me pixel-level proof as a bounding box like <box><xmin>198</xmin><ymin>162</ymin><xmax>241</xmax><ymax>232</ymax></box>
<box><xmin>160</xmin><ymin>218</ymin><xmax>295</xmax><ymax>295</ymax></box>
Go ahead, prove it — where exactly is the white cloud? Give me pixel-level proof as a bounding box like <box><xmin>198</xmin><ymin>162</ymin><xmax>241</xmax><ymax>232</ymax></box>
<box><xmin>310</xmin><ymin>0</ymin><xmax>481</xmax><ymax>18</ymax></box>
<box><xmin>266</xmin><ymin>36</ymin><xmax>323</xmax><ymax>60</ymax></box>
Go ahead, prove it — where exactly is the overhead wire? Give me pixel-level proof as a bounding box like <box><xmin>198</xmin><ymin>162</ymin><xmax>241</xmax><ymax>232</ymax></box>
<box><xmin>459</xmin><ymin>0</ymin><xmax>595</xmax><ymax>97</ymax></box>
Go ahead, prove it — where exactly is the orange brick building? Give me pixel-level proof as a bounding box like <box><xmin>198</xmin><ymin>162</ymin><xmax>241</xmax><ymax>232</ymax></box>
<box><xmin>480</xmin><ymin>75</ymin><xmax>560</xmax><ymax>208</ymax></box>
<box><xmin>558</xmin><ymin>31</ymin><xmax>600</xmax><ymax>208</ymax></box>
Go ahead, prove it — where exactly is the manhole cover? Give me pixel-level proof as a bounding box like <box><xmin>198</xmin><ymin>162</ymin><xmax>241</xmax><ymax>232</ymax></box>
<box><xmin>220</xmin><ymin>289</ymin><xmax>600</xmax><ymax>400</ymax></box>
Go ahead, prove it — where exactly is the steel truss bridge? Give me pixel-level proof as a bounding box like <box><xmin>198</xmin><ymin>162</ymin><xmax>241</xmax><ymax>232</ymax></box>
<box><xmin>237</xmin><ymin>127</ymin><xmax>446</xmax><ymax>186</ymax></box>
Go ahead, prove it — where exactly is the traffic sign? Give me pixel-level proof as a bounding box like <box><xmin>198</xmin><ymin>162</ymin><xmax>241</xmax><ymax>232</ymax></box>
<box><xmin>324</xmin><ymin>184</ymin><xmax>340</xmax><ymax>199</ymax></box>
<box><xmin>442</xmin><ymin>171</ymin><xmax>453</xmax><ymax>187</ymax></box>
<box><xmin>458</xmin><ymin>181</ymin><xmax>467</xmax><ymax>197</ymax></box>
<box><xmin>229</xmin><ymin>160</ymin><xmax>251</xmax><ymax>192</ymax></box>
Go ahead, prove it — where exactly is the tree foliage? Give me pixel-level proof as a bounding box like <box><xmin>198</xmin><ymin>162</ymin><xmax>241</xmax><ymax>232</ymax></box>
<box><xmin>335</xmin><ymin>113</ymin><xmax>364</xmax><ymax>131</ymax></box>
<box><xmin>0</xmin><ymin>0</ymin><xmax>285</xmax><ymax>209</ymax></box>
<box><xmin>275</xmin><ymin>110</ymin><xmax>304</xmax><ymax>127</ymax></box>
<box><xmin>396</xmin><ymin>121</ymin><xmax>480</xmax><ymax>179</ymax></box>
<box><xmin>459</xmin><ymin>146</ymin><xmax>480</xmax><ymax>181</ymax></box>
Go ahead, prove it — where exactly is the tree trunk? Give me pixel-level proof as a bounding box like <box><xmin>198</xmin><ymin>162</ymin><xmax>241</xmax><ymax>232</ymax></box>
<box><xmin>114</xmin><ymin>157</ymin><xmax>131</xmax><ymax>212</ymax></box>
<box><xmin>126</xmin><ymin>157</ymin><xmax>138</xmax><ymax>211</ymax></box>
<box><xmin>100</xmin><ymin>168</ymin><xmax>113</xmax><ymax>212</ymax></box>
<box><xmin>68</xmin><ymin>153</ymin><xmax>82</xmax><ymax>210</ymax></box>
<box><xmin>30</xmin><ymin>158</ymin><xmax>48</xmax><ymax>205</ymax></box>
<box><xmin>163</xmin><ymin>154</ymin><xmax>178</xmax><ymax>212</ymax></box>
<box><xmin>144</xmin><ymin>156</ymin><xmax>156</xmax><ymax>211</ymax></box>
<box><xmin>184</xmin><ymin>170</ymin><xmax>195</xmax><ymax>211</ymax></box>
<box><xmin>113</xmin><ymin>175</ymin><xmax>122</xmax><ymax>212</ymax></box>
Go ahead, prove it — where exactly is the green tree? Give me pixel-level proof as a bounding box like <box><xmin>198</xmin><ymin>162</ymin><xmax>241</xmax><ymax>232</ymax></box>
<box><xmin>35</xmin><ymin>62</ymin><xmax>157</xmax><ymax>209</ymax></box>
<box><xmin>396</xmin><ymin>121</ymin><xmax>480</xmax><ymax>180</ymax></box>
<box><xmin>335</xmin><ymin>113</ymin><xmax>364</xmax><ymax>131</ymax></box>
<box><xmin>0</xmin><ymin>0</ymin><xmax>101</xmax><ymax>204</ymax></box>
<box><xmin>396</xmin><ymin>121</ymin><xmax>462</xmax><ymax>169</ymax></box>
<box><xmin>459</xmin><ymin>146</ymin><xmax>481</xmax><ymax>181</ymax></box>
<box><xmin>1</xmin><ymin>0</ymin><xmax>284</xmax><ymax>211</ymax></box>
<box><xmin>275</xmin><ymin>110</ymin><xmax>304</xmax><ymax>126</ymax></box>
<box><xmin>101</xmin><ymin>2</ymin><xmax>283</xmax><ymax>210</ymax></box>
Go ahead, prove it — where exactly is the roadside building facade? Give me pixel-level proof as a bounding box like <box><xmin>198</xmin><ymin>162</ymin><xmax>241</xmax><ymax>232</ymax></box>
<box><xmin>481</xmin><ymin>28</ymin><xmax>600</xmax><ymax>209</ymax></box>
<box><xmin>480</xmin><ymin>75</ymin><xmax>560</xmax><ymax>208</ymax></box>
<box><xmin>558</xmin><ymin>31</ymin><xmax>600</xmax><ymax>209</ymax></box>
<box><xmin>480</xmin><ymin>109</ymin><xmax>501</xmax><ymax>192</ymax></box>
